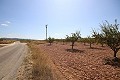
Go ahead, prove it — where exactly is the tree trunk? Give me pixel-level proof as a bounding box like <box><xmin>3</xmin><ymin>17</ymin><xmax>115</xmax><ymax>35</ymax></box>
<box><xmin>63</xmin><ymin>41</ymin><xmax>64</xmax><ymax>45</ymax></box>
<box><xmin>114</xmin><ymin>50</ymin><xmax>117</xmax><ymax>58</ymax></box>
<box><xmin>72</xmin><ymin>42</ymin><xmax>74</xmax><ymax>50</ymax></box>
<box><xmin>113</xmin><ymin>49</ymin><xmax>118</xmax><ymax>61</ymax></box>
<box><xmin>90</xmin><ymin>42</ymin><xmax>92</xmax><ymax>48</ymax></box>
<box><xmin>84</xmin><ymin>42</ymin><xmax>85</xmax><ymax>45</ymax></box>
<box><xmin>101</xmin><ymin>43</ymin><xmax>104</xmax><ymax>47</ymax></box>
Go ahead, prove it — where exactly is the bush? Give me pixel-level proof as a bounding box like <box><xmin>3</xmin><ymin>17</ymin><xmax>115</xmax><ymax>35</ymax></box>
<box><xmin>47</xmin><ymin>37</ymin><xmax>54</xmax><ymax>45</ymax></box>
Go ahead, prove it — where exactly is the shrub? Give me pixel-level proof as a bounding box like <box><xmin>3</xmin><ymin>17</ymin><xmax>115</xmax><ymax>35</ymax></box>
<box><xmin>47</xmin><ymin>37</ymin><xmax>54</xmax><ymax>45</ymax></box>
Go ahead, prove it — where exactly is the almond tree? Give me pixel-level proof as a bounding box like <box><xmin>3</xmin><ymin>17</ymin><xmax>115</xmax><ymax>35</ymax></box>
<box><xmin>66</xmin><ymin>31</ymin><xmax>81</xmax><ymax>50</ymax></box>
<box><xmin>47</xmin><ymin>37</ymin><xmax>54</xmax><ymax>45</ymax></box>
<box><xmin>93</xmin><ymin>20</ymin><xmax>120</xmax><ymax>61</ymax></box>
<box><xmin>80</xmin><ymin>38</ymin><xmax>87</xmax><ymax>45</ymax></box>
<box><xmin>62</xmin><ymin>39</ymin><xmax>65</xmax><ymax>45</ymax></box>
<box><xmin>87</xmin><ymin>36</ymin><xmax>95</xmax><ymax>48</ymax></box>
<box><xmin>93</xmin><ymin>31</ymin><xmax>105</xmax><ymax>47</ymax></box>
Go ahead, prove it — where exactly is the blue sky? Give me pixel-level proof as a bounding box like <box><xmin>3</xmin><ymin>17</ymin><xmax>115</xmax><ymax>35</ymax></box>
<box><xmin>0</xmin><ymin>0</ymin><xmax>120</xmax><ymax>40</ymax></box>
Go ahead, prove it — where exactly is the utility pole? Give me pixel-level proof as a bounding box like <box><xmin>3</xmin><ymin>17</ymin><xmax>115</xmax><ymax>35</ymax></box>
<box><xmin>46</xmin><ymin>24</ymin><xmax>47</xmax><ymax>40</ymax></box>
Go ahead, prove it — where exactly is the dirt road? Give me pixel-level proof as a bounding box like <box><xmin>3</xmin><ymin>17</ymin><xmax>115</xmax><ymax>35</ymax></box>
<box><xmin>0</xmin><ymin>41</ymin><xmax>28</xmax><ymax>80</ymax></box>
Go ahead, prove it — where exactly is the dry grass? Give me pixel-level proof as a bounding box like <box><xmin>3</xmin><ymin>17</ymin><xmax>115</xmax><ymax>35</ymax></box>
<box><xmin>0</xmin><ymin>40</ymin><xmax>16</xmax><ymax>44</ymax></box>
<box><xmin>0</xmin><ymin>45</ymin><xmax>5</xmax><ymax>48</ymax></box>
<box><xmin>29</xmin><ymin>43</ymin><xmax>55</xmax><ymax>80</ymax></box>
<box><xmin>17</xmin><ymin>41</ymin><xmax>64</xmax><ymax>80</ymax></box>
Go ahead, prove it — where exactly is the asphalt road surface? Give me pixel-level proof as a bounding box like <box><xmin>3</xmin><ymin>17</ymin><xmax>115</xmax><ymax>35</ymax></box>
<box><xmin>0</xmin><ymin>41</ymin><xmax>28</xmax><ymax>80</ymax></box>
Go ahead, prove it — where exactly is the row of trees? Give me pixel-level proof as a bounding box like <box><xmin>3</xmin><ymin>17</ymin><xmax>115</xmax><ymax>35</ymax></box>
<box><xmin>47</xmin><ymin>20</ymin><xmax>120</xmax><ymax>61</ymax></box>
<box><xmin>93</xmin><ymin>20</ymin><xmax>120</xmax><ymax>60</ymax></box>
<box><xmin>79</xmin><ymin>37</ymin><xmax>95</xmax><ymax>48</ymax></box>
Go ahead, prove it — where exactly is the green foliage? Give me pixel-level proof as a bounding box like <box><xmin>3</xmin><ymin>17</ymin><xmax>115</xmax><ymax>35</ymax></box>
<box><xmin>93</xmin><ymin>19</ymin><xmax>120</xmax><ymax>59</ymax></box>
<box><xmin>0</xmin><ymin>38</ymin><xmax>4</xmax><ymax>41</ymax></box>
<box><xmin>47</xmin><ymin>37</ymin><xmax>54</xmax><ymax>45</ymax></box>
<box><xmin>79</xmin><ymin>37</ymin><xmax>95</xmax><ymax>47</ymax></box>
<box><xmin>87</xmin><ymin>36</ymin><xmax>95</xmax><ymax>48</ymax></box>
<box><xmin>93</xmin><ymin>30</ymin><xmax>105</xmax><ymax>47</ymax></box>
<box><xmin>66</xmin><ymin>31</ymin><xmax>81</xmax><ymax>50</ymax></box>
<box><xmin>79</xmin><ymin>38</ymin><xmax>88</xmax><ymax>45</ymax></box>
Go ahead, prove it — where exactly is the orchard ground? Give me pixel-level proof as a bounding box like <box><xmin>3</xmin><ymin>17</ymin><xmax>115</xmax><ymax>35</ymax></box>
<box><xmin>29</xmin><ymin>41</ymin><xmax>120</xmax><ymax>80</ymax></box>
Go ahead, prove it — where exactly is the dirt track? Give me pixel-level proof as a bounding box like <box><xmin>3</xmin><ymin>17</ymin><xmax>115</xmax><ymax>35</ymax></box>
<box><xmin>0</xmin><ymin>42</ymin><xmax>28</xmax><ymax>80</ymax></box>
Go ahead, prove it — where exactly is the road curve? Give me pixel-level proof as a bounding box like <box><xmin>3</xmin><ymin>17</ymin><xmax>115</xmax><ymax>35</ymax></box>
<box><xmin>0</xmin><ymin>41</ymin><xmax>28</xmax><ymax>80</ymax></box>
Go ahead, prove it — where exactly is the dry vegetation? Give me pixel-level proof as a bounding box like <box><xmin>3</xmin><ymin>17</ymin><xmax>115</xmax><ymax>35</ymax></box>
<box><xmin>0</xmin><ymin>40</ymin><xmax>16</xmax><ymax>48</ymax></box>
<box><xmin>0</xmin><ymin>45</ymin><xmax>5</xmax><ymax>48</ymax></box>
<box><xmin>0</xmin><ymin>40</ymin><xmax>16</xmax><ymax>44</ymax></box>
<box><xmin>28</xmin><ymin>42</ymin><xmax>65</xmax><ymax>80</ymax></box>
<box><xmin>31</xmin><ymin>43</ymin><xmax>53</xmax><ymax>80</ymax></box>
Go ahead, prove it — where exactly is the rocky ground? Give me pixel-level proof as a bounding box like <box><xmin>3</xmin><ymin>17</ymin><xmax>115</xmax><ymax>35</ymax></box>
<box><xmin>37</xmin><ymin>42</ymin><xmax>120</xmax><ymax>80</ymax></box>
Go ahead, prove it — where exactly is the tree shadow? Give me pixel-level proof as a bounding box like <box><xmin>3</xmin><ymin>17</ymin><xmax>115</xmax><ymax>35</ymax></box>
<box><xmin>103</xmin><ymin>57</ymin><xmax>120</xmax><ymax>68</ymax></box>
<box><xmin>66</xmin><ymin>49</ymin><xmax>84</xmax><ymax>53</ymax></box>
<box><xmin>37</xmin><ymin>43</ymin><xmax>46</xmax><ymax>45</ymax></box>
<box><xmin>83</xmin><ymin>44</ymin><xmax>89</xmax><ymax>46</ymax></box>
<box><xmin>39</xmin><ymin>42</ymin><xmax>45</xmax><ymax>44</ymax></box>
<box><xmin>88</xmin><ymin>47</ymin><xmax>106</xmax><ymax>50</ymax></box>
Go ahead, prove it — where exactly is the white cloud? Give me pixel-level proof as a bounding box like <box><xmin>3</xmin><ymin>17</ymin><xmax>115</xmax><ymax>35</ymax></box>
<box><xmin>0</xmin><ymin>21</ymin><xmax>11</xmax><ymax>27</ymax></box>
<box><xmin>1</xmin><ymin>24</ymin><xmax>8</xmax><ymax>27</ymax></box>
<box><xmin>5</xmin><ymin>21</ymin><xmax>11</xmax><ymax>24</ymax></box>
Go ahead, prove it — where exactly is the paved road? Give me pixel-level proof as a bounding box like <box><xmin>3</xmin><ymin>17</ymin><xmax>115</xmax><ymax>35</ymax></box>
<box><xmin>0</xmin><ymin>41</ymin><xmax>28</xmax><ymax>80</ymax></box>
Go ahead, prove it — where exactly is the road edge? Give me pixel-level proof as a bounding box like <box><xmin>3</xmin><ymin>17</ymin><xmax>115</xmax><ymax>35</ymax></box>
<box><xmin>16</xmin><ymin>45</ymin><xmax>33</xmax><ymax>80</ymax></box>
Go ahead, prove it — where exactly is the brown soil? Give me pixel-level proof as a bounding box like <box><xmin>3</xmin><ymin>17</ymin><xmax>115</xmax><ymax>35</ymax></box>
<box><xmin>37</xmin><ymin>42</ymin><xmax>120</xmax><ymax>80</ymax></box>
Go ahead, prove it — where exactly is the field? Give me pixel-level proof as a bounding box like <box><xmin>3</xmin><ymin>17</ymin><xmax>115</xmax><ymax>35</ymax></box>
<box><xmin>32</xmin><ymin>41</ymin><xmax>120</xmax><ymax>80</ymax></box>
<box><xmin>0</xmin><ymin>45</ymin><xmax>4</xmax><ymax>48</ymax></box>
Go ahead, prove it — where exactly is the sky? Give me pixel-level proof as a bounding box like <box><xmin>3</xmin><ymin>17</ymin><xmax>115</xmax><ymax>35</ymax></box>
<box><xmin>0</xmin><ymin>0</ymin><xmax>120</xmax><ymax>40</ymax></box>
